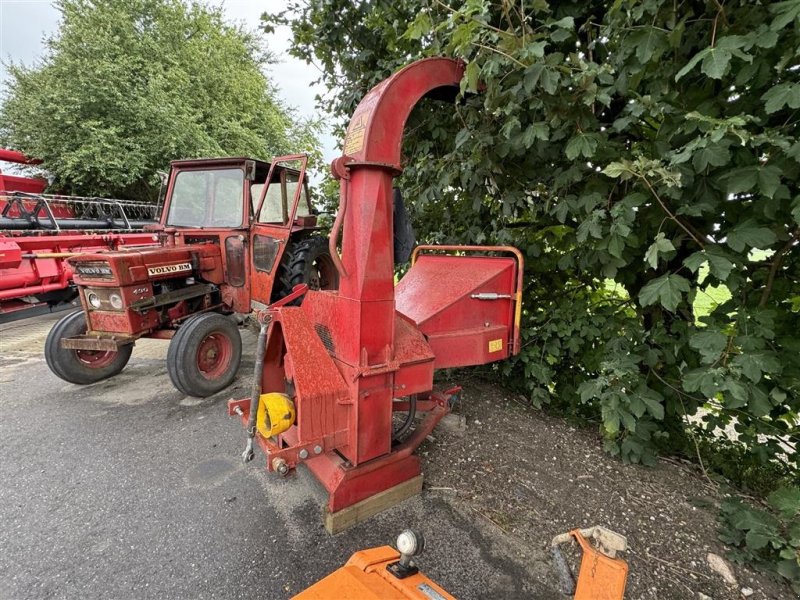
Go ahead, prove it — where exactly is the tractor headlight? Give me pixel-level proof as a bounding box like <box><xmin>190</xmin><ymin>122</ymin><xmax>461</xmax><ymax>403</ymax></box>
<box><xmin>87</xmin><ymin>292</ymin><xmax>102</xmax><ymax>309</ymax></box>
<box><xmin>109</xmin><ymin>293</ymin><xmax>123</xmax><ymax>310</ymax></box>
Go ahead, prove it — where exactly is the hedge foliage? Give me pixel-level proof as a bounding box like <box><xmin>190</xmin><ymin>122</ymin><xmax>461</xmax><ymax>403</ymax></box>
<box><xmin>270</xmin><ymin>0</ymin><xmax>799</xmax><ymax>476</ymax></box>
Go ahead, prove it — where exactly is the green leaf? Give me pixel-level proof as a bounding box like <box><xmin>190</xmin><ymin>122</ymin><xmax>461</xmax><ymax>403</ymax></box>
<box><xmin>726</xmin><ymin>219</ymin><xmax>777</xmax><ymax>252</ymax></box>
<box><xmin>644</xmin><ymin>232</ymin><xmax>675</xmax><ymax>269</ymax></box>
<box><xmin>692</xmin><ymin>142</ymin><xmax>730</xmax><ymax>171</ymax></box>
<box><xmin>684</xmin><ymin>248</ymin><xmax>734</xmax><ymax>280</ymax></box>
<box><xmin>768</xmin><ymin>487</ymin><xmax>800</xmax><ymax>519</ymax></box>
<box><xmin>748</xmin><ymin>386</ymin><xmax>772</xmax><ymax>417</ymax></box>
<box><xmin>523</xmin><ymin>63</ymin><xmax>544</xmax><ymax>93</ymax></box>
<box><xmin>539</xmin><ymin>67</ymin><xmax>559</xmax><ymax>94</ymax></box>
<box><xmin>607</xmin><ymin>233</ymin><xmax>625</xmax><ymax>258</ymax></box>
<box><xmin>731</xmin><ymin>352</ymin><xmax>779</xmax><ymax>383</ymax></box>
<box><xmin>792</xmin><ymin>196</ymin><xmax>800</xmax><ymax>225</ymax></box>
<box><xmin>701</xmin><ymin>47</ymin><xmax>732</xmax><ymax>79</ymax></box>
<box><xmin>758</xmin><ymin>165</ymin><xmax>781</xmax><ymax>198</ymax></box>
<box><xmin>527</xmin><ymin>41</ymin><xmax>548</xmax><ymax>59</ymax></box>
<box><xmin>762</xmin><ymin>82</ymin><xmax>800</xmax><ymax>114</ymax></box>
<box><xmin>405</xmin><ymin>11</ymin><xmax>432</xmax><ymax>40</ymax></box>
<box><xmin>565</xmin><ymin>133</ymin><xmax>598</xmax><ymax>160</ymax></box>
<box><xmin>632</xmin><ymin>27</ymin><xmax>666</xmax><ymax>64</ymax></box>
<box><xmin>683</xmin><ymin>368</ymin><xmax>719</xmax><ymax>397</ymax></box>
<box><xmin>638</xmin><ymin>274</ymin><xmax>690</xmax><ymax>312</ymax></box>
<box><xmin>552</xmin><ymin>16</ymin><xmax>574</xmax><ymax>29</ymax></box>
<box><xmin>720</xmin><ymin>166</ymin><xmax>759</xmax><ymax>195</ymax></box>
<box><xmin>523</xmin><ymin>63</ymin><xmax>558</xmax><ymax>94</ymax></box>
<box><xmin>732</xmin><ymin>354</ymin><xmax>764</xmax><ymax>383</ymax></box>
<box><xmin>639</xmin><ymin>393</ymin><xmax>664</xmax><ymax>420</ymax></box>
<box><xmin>776</xmin><ymin>559</ymin><xmax>800</xmax><ymax>581</ymax></box>
<box><xmin>521</xmin><ymin>122</ymin><xmax>549</xmax><ymax>147</ymax></box>
<box><xmin>730</xmin><ymin>506</ymin><xmax>780</xmax><ymax>531</ymax></box>
<box><xmin>770</xmin><ymin>0</ymin><xmax>800</xmax><ymax>30</ymax></box>
<box><xmin>602</xmin><ymin>162</ymin><xmax>628</xmax><ymax>178</ymax></box>
<box><xmin>745</xmin><ymin>528</ymin><xmax>774</xmax><ymax>550</ymax></box>
<box><xmin>690</xmin><ymin>330</ymin><xmax>727</xmax><ymax>363</ymax></box>
<box><xmin>723</xmin><ymin>378</ymin><xmax>749</xmax><ymax>408</ymax></box>
<box><xmin>455</xmin><ymin>128</ymin><xmax>471</xmax><ymax>149</ymax></box>
<box><xmin>464</xmin><ymin>61</ymin><xmax>480</xmax><ymax>93</ymax></box>
<box><xmin>675</xmin><ymin>48</ymin><xmax>708</xmax><ymax>81</ymax></box>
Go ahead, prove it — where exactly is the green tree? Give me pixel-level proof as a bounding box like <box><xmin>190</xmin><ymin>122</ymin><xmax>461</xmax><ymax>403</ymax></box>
<box><xmin>269</xmin><ymin>1</ymin><xmax>799</xmax><ymax>476</ymax></box>
<box><xmin>0</xmin><ymin>0</ymin><xmax>318</xmax><ymax>200</ymax></box>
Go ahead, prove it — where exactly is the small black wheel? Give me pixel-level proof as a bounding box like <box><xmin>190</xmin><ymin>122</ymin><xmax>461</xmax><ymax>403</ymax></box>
<box><xmin>167</xmin><ymin>313</ymin><xmax>242</xmax><ymax>397</ymax></box>
<box><xmin>275</xmin><ymin>236</ymin><xmax>338</xmax><ymax>304</ymax></box>
<box><xmin>44</xmin><ymin>310</ymin><xmax>132</xmax><ymax>384</ymax></box>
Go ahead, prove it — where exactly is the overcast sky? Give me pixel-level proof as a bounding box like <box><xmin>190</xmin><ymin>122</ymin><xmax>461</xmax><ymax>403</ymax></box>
<box><xmin>0</xmin><ymin>0</ymin><xmax>339</xmax><ymax>171</ymax></box>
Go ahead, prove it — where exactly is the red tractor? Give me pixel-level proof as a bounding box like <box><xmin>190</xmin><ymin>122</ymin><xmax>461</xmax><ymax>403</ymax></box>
<box><xmin>45</xmin><ymin>155</ymin><xmax>338</xmax><ymax>397</ymax></box>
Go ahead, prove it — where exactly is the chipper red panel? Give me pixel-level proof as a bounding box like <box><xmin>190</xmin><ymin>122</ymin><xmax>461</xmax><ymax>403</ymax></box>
<box><xmin>395</xmin><ymin>255</ymin><xmax>517</xmax><ymax>368</ymax></box>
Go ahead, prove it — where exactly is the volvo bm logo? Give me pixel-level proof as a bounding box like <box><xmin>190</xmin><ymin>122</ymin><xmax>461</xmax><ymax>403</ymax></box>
<box><xmin>147</xmin><ymin>262</ymin><xmax>192</xmax><ymax>276</ymax></box>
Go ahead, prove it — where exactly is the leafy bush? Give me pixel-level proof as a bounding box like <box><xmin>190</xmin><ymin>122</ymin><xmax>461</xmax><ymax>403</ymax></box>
<box><xmin>270</xmin><ymin>0</ymin><xmax>800</xmax><ymax>476</ymax></box>
<box><xmin>720</xmin><ymin>486</ymin><xmax>800</xmax><ymax>592</ymax></box>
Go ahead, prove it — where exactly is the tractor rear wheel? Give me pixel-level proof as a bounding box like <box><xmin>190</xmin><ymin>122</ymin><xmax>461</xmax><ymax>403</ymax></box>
<box><xmin>45</xmin><ymin>310</ymin><xmax>133</xmax><ymax>384</ymax></box>
<box><xmin>276</xmin><ymin>236</ymin><xmax>338</xmax><ymax>304</ymax></box>
<box><xmin>167</xmin><ymin>312</ymin><xmax>242</xmax><ymax>397</ymax></box>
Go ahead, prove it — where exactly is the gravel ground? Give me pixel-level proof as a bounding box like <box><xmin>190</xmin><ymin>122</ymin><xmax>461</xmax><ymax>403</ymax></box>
<box><xmin>422</xmin><ymin>379</ymin><xmax>794</xmax><ymax>599</ymax></box>
<box><xmin>0</xmin><ymin>310</ymin><xmax>794</xmax><ymax>599</ymax></box>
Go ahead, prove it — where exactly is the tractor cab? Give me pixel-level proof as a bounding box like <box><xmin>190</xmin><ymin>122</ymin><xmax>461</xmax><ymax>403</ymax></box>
<box><xmin>160</xmin><ymin>157</ymin><xmax>317</xmax><ymax>232</ymax></box>
<box><xmin>162</xmin><ymin>157</ymin><xmax>262</xmax><ymax>229</ymax></box>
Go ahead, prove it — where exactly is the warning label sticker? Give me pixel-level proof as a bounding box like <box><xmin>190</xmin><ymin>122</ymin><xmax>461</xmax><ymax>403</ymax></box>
<box><xmin>343</xmin><ymin>110</ymin><xmax>369</xmax><ymax>155</ymax></box>
<box><xmin>488</xmin><ymin>339</ymin><xmax>503</xmax><ymax>353</ymax></box>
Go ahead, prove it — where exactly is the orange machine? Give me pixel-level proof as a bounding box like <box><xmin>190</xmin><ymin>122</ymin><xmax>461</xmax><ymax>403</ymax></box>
<box><xmin>295</xmin><ymin>528</ymin><xmax>628</xmax><ymax>600</ymax></box>
<box><xmin>551</xmin><ymin>526</ymin><xmax>629</xmax><ymax>600</ymax></box>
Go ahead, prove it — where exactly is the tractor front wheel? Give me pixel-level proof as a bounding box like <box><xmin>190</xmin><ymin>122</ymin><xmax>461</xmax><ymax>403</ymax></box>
<box><xmin>167</xmin><ymin>313</ymin><xmax>242</xmax><ymax>397</ymax></box>
<box><xmin>45</xmin><ymin>310</ymin><xmax>133</xmax><ymax>384</ymax></box>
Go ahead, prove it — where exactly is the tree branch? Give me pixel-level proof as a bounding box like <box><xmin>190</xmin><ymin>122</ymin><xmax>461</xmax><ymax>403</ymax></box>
<box><xmin>758</xmin><ymin>228</ymin><xmax>799</xmax><ymax>308</ymax></box>
<box><xmin>640</xmin><ymin>176</ymin><xmax>706</xmax><ymax>248</ymax></box>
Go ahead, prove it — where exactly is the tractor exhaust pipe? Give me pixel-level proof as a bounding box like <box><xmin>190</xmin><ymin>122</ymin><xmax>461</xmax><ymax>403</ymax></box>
<box><xmin>242</xmin><ymin>316</ymin><xmax>271</xmax><ymax>463</ymax></box>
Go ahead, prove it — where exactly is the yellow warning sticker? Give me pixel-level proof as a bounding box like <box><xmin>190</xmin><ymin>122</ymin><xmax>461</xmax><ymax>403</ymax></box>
<box><xmin>488</xmin><ymin>339</ymin><xmax>503</xmax><ymax>353</ymax></box>
<box><xmin>343</xmin><ymin>111</ymin><xmax>369</xmax><ymax>155</ymax></box>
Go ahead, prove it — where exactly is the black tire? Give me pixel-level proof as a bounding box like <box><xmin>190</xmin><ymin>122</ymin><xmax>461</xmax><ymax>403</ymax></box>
<box><xmin>44</xmin><ymin>310</ymin><xmax>132</xmax><ymax>384</ymax></box>
<box><xmin>275</xmin><ymin>236</ymin><xmax>339</xmax><ymax>304</ymax></box>
<box><xmin>166</xmin><ymin>313</ymin><xmax>242</xmax><ymax>397</ymax></box>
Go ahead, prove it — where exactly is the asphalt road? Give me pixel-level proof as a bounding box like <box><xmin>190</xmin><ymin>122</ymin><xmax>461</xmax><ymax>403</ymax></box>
<box><xmin>0</xmin><ymin>311</ymin><xmax>557</xmax><ymax>600</ymax></box>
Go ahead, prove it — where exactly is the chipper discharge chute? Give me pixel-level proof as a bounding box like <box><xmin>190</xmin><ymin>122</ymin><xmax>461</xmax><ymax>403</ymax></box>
<box><xmin>229</xmin><ymin>57</ymin><xmax>525</xmax><ymax>532</ymax></box>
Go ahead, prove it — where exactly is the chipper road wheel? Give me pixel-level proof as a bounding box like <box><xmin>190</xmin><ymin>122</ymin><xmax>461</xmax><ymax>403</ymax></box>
<box><xmin>167</xmin><ymin>313</ymin><xmax>242</xmax><ymax>397</ymax></box>
<box><xmin>45</xmin><ymin>310</ymin><xmax>133</xmax><ymax>384</ymax></box>
<box><xmin>277</xmin><ymin>236</ymin><xmax>339</xmax><ymax>305</ymax></box>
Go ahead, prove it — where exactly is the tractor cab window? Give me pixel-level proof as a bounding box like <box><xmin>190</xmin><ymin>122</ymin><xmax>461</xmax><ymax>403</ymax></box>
<box><xmin>256</xmin><ymin>168</ymin><xmax>312</xmax><ymax>224</ymax></box>
<box><xmin>167</xmin><ymin>168</ymin><xmax>244</xmax><ymax>228</ymax></box>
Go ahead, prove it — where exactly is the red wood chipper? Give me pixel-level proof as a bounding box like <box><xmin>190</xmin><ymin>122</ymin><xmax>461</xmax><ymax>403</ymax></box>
<box><xmin>229</xmin><ymin>57</ymin><xmax>524</xmax><ymax>531</ymax></box>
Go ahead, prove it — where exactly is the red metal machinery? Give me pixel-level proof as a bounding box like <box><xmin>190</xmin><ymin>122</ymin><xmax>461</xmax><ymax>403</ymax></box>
<box><xmin>0</xmin><ymin>148</ymin><xmax>46</xmax><ymax>195</ymax></box>
<box><xmin>44</xmin><ymin>156</ymin><xmax>339</xmax><ymax>397</ymax></box>
<box><xmin>0</xmin><ymin>149</ymin><xmax>159</xmax><ymax>314</ymax></box>
<box><xmin>229</xmin><ymin>57</ymin><xmax>524</xmax><ymax>526</ymax></box>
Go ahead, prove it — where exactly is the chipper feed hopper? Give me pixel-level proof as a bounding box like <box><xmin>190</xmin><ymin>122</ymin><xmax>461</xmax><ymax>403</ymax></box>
<box><xmin>229</xmin><ymin>57</ymin><xmax>524</xmax><ymax>530</ymax></box>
